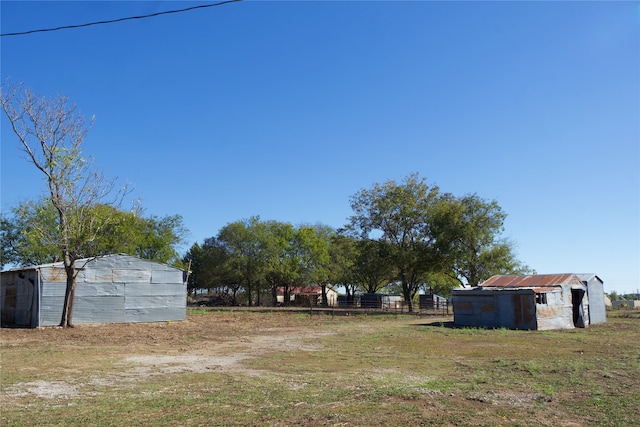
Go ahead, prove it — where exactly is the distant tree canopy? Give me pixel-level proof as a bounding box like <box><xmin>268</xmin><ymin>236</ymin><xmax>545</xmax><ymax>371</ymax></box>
<box><xmin>1</xmin><ymin>198</ymin><xmax>187</xmax><ymax>269</ymax></box>
<box><xmin>430</xmin><ymin>193</ymin><xmax>534</xmax><ymax>287</ymax></box>
<box><xmin>347</xmin><ymin>173</ymin><xmax>444</xmax><ymax>312</ymax></box>
<box><xmin>184</xmin><ymin>218</ymin><xmax>333</xmax><ymax>306</ymax></box>
<box><xmin>185</xmin><ymin>173</ymin><xmax>532</xmax><ymax>308</ymax></box>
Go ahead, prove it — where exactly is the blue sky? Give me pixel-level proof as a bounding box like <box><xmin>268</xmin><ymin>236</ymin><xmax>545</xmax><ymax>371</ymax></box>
<box><xmin>1</xmin><ymin>1</ymin><xmax>638</xmax><ymax>293</ymax></box>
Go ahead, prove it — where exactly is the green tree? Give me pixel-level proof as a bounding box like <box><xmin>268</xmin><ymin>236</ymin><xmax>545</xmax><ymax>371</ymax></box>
<box><xmin>256</xmin><ymin>221</ymin><xmax>331</xmax><ymax>306</ymax></box>
<box><xmin>131</xmin><ymin>214</ymin><xmax>187</xmax><ymax>266</ymax></box>
<box><xmin>183</xmin><ymin>242</ymin><xmax>204</xmax><ymax>297</ymax></box>
<box><xmin>420</xmin><ymin>271</ymin><xmax>459</xmax><ymax>298</ymax></box>
<box><xmin>197</xmin><ymin>237</ymin><xmax>242</xmax><ymax>303</ymax></box>
<box><xmin>261</xmin><ymin>221</ymin><xmax>298</xmax><ymax>305</ymax></box>
<box><xmin>348</xmin><ymin>173</ymin><xmax>443</xmax><ymax>311</ymax></box>
<box><xmin>432</xmin><ymin>193</ymin><xmax>533</xmax><ymax>287</ymax></box>
<box><xmin>327</xmin><ymin>234</ymin><xmax>359</xmax><ymax>304</ymax></box>
<box><xmin>1</xmin><ymin>199</ymin><xmax>187</xmax><ymax>269</ymax></box>
<box><xmin>299</xmin><ymin>224</ymin><xmax>334</xmax><ymax>306</ymax></box>
<box><xmin>1</xmin><ymin>200</ymin><xmax>60</xmax><ymax>267</ymax></box>
<box><xmin>216</xmin><ymin>217</ymin><xmax>267</xmax><ymax>306</ymax></box>
<box><xmin>351</xmin><ymin>239</ymin><xmax>393</xmax><ymax>294</ymax></box>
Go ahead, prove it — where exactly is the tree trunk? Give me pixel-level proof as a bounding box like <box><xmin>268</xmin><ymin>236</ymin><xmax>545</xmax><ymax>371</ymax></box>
<box><xmin>321</xmin><ymin>284</ymin><xmax>328</xmax><ymax>307</ymax></box>
<box><xmin>271</xmin><ymin>284</ymin><xmax>277</xmax><ymax>306</ymax></box>
<box><xmin>400</xmin><ymin>270</ymin><xmax>413</xmax><ymax>313</ymax></box>
<box><xmin>246</xmin><ymin>281</ymin><xmax>253</xmax><ymax>307</ymax></box>
<box><xmin>403</xmin><ymin>285</ymin><xmax>414</xmax><ymax>313</ymax></box>
<box><xmin>60</xmin><ymin>261</ymin><xmax>77</xmax><ymax>327</ymax></box>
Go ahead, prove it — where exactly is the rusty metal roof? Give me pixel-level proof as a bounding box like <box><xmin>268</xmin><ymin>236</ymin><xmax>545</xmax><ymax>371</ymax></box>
<box><xmin>479</xmin><ymin>274</ymin><xmax>583</xmax><ymax>288</ymax></box>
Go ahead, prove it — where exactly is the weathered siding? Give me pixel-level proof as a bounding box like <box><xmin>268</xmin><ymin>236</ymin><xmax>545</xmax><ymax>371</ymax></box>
<box><xmin>452</xmin><ymin>294</ymin><xmax>498</xmax><ymax>328</ymax></box>
<box><xmin>535</xmin><ymin>290</ymin><xmax>572</xmax><ymax>330</ymax></box>
<box><xmin>579</xmin><ymin>275</ymin><xmax>606</xmax><ymax>324</ymax></box>
<box><xmin>39</xmin><ymin>282</ymin><xmax>127</xmax><ymax>326</ymax></box>
<box><xmin>452</xmin><ymin>288</ymin><xmax>581</xmax><ymax>330</ymax></box>
<box><xmin>0</xmin><ymin>270</ymin><xmax>39</xmax><ymax>327</ymax></box>
<box><xmin>452</xmin><ymin>276</ymin><xmax>592</xmax><ymax>331</ymax></box>
<box><xmin>113</xmin><ymin>269</ymin><xmax>152</xmax><ymax>283</ymax></box>
<box><xmin>2</xmin><ymin>254</ymin><xmax>186</xmax><ymax>327</ymax></box>
<box><xmin>452</xmin><ymin>289</ymin><xmax>538</xmax><ymax>330</ymax></box>
<box><xmin>500</xmin><ymin>293</ymin><xmax>536</xmax><ymax>330</ymax></box>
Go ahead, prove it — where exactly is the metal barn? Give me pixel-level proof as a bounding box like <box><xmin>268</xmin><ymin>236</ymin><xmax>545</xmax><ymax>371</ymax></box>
<box><xmin>451</xmin><ymin>274</ymin><xmax>605</xmax><ymax>331</ymax></box>
<box><xmin>1</xmin><ymin>254</ymin><xmax>186</xmax><ymax>328</ymax></box>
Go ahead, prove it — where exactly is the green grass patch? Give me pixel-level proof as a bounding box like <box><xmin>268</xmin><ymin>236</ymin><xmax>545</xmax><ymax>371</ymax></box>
<box><xmin>2</xmin><ymin>311</ymin><xmax>639</xmax><ymax>426</ymax></box>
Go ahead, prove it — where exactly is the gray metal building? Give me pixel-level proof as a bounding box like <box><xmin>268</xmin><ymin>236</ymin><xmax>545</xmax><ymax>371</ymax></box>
<box><xmin>451</xmin><ymin>274</ymin><xmax>605</xmax><ymax>331</ymax></box>
<box><xmin>576</xmin><ymin>273</ymin><xmax>606</xmax><ymax>324</ymax></box>
<box><xmin>1</xmin><ymin>254</ymin><xmax>186</xmax><ymax>328</ymax></box>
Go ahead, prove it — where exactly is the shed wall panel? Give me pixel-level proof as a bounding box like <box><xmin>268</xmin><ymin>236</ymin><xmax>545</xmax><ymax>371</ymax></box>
<box><xmin>453</xmin><ymin>295</ymin><xmax>497</xmax><ymax>327</ymax></box>
<box><xmin>41</xmin><ymin>282</ymin><xmax>68</xmax><ymax>297</ymax></box>
<box><xmin>535</xmin><ymin>290</ymin><xmax>572</xmax><ymax>330</ymax></box>
<box><xmin>77</xmin><ymin>268</ymin><xmax>113</xmax><ymax>284</ymax></box>
<box><xmin>586</xmin><ymin>280</ymin><xmax>606</xmax><ymax>324</ymax></box>
<box><xmin>74</xmin><ymin>283</ymin><xmax>124</xmax><ymax>297</ymax></box>
<box><xmin>125</xmin><ymin>283</ymin><xmax>184</xmax><ymax>297</ymax></box>
<box><xmin>491</xmin><ymin>292</ymin><xmax>537</xmax><ymax>330</ymax></box>
<box><xmin>151</xmin><ymin>270</ymin><xmax>183</xmax><ymax>284</ymax></box>
<box><xmin>72</xmin><ymin>296</ymin><xmax>126</xmax><ymax>321</ymax></box>
<box><xmin>40</xmin><ymin>292</ymin><xmax>65</xmax><ymax>326</ymax></box>
<box><xmin>40</xmin><ymin>267</ymin><xmax>66</xmax><ymax>283</ymax></box>
<box><xmin>125</xmin><ymin>296</ymin><xmax>185</xmax><ymax>309</ymax></box>
<box><xmin>124</xmin><ymin>307</ymin><xmax>185</xmax><ymax>322</ymax></box>
<box><xmin>113</xmin><ymin>269</ymin><xmax>151</xmax><ymax>283</ymax></box>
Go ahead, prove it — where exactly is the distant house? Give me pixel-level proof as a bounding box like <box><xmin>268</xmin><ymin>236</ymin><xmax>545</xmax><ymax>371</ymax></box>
<box><xmin>1</xmin><ymin>254</ymin><xmax>186</xmax><ymax>328</ymax></box>
<box><xmin>276</xmin><ymin>286</ymin><xmax>338</xmax><ymax>307</ymax></box>
<box><xmin>451</xmin><ymin>274</ymin><xmax>606</xmax><ymax>331</ymax></box>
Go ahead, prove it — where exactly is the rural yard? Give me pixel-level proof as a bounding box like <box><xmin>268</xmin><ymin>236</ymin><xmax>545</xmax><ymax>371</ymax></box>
<box><xmin>1</xmin><ymin>309</ymin><xmax>639</xmax><ymax>426</ymax></box>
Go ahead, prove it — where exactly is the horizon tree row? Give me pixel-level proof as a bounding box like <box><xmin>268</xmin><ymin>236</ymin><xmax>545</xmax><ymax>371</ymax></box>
<box><xmin>185</xmin><ymin>173</ymin><xmax>533</xmax><ymax>311</ymax></box>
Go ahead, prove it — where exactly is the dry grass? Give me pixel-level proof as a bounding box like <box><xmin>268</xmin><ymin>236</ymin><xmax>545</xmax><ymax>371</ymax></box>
<box><xmin>1</xmin><ymin>309</ymin><xmax>639</xmax><ymax>426</ymax></box>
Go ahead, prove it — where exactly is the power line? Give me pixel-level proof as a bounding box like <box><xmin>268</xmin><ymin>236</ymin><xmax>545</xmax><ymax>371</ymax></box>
<box><xmin>0</xmin><ymin>0</ymin><xmax>242</xmax><ymax>37</ymax></box>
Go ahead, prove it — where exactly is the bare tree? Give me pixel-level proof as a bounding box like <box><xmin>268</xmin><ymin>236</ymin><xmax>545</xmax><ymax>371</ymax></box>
<box><xmin>1</xmin><ymin>83</ymin><xmax>130</xmax><ymax>327</ymax></box>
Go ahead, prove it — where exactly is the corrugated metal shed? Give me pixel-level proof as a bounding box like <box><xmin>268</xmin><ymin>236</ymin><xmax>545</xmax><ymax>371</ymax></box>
<box><xmin>1</xmin><ymin>254</ymin><xmax>186</xmax><ymax>328</ymax></box>
<box><xmin>452</xmin><ymin>273</ymin><xmax>601</xmax><ymax>331</ymax></box>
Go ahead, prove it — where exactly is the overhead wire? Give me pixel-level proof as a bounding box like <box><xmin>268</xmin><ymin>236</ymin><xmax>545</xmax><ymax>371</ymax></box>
<box><xmin>0</xmin><ymin>0</ymin><xmax>242</xmax><ymax>37</ymax></box>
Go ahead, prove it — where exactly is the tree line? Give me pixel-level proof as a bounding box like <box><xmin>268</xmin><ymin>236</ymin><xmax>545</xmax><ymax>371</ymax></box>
<box><xmin>184</xmin><ymin>174</ymin><xmax>533</xmax><ymax>311</ymax></box>
<box><xmin>1</xmin><ymin>82</ymin><xmax>532</xmax><ymax>324</ymax></box>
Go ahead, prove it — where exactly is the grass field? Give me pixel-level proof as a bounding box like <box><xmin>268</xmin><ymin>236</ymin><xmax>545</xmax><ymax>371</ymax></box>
<box><xmin>1</xmin><ymin>309</ymin><xmax>639</xmax><ymax>426</ymax></box>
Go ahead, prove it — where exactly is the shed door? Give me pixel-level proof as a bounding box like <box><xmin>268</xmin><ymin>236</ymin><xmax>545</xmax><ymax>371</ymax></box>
<box><xmin>1</xmin><ymin>273</ymin><xmax>36</xmax><ymax>327</ymax></box>
<box><xmin>572</xmin><ymin>289</ymin><xmax>586</xmax><ymax>328</ymax></box>
<box><xmin>512</xmin><ymin>294</ymin><xmax>536</xmax><ymax>330</ymax></box>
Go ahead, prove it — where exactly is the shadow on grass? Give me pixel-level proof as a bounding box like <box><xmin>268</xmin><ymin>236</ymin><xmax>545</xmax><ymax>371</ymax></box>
<box><xmin>411</xmin><ymin>321</ymin><xmax>460</xmax><ymax>329</ymax></box>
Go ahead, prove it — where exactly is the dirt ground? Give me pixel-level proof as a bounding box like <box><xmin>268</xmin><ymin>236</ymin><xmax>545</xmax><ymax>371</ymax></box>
<box><xmin>1</xmin><ymin>309</ymin><xmax>334</xmax><ymax>347</ymax></box>
<box><xmin>0</xmin><ymin>310</ymin><xmax>343</xmax><ymax>400</ymax></box>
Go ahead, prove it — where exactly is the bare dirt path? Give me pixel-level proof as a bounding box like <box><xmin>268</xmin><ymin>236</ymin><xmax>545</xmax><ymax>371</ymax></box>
<box><xmin>1</xmin><ymin>311</ymin><xmax>337</xmax><ymax>400</ymax></box>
